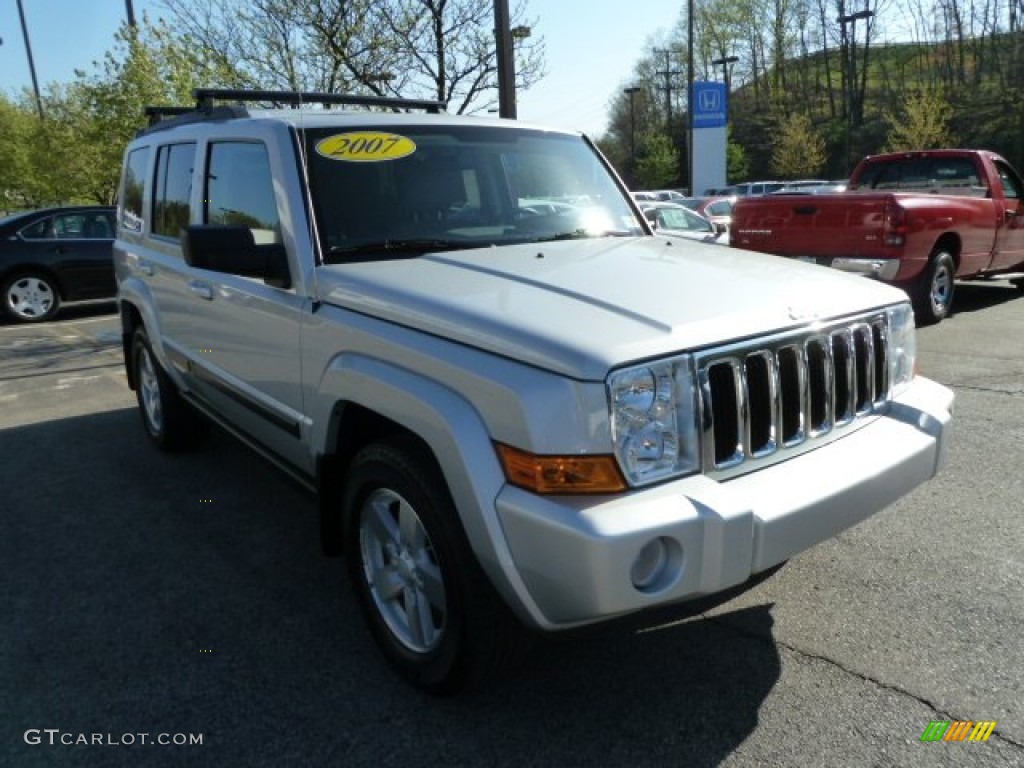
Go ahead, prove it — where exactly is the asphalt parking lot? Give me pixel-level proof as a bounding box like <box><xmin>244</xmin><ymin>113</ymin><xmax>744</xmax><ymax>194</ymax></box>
<box><xmin>2</xmin><ymin>285</ymin><xmax>1022</xmax><ymax>767</ymax></box>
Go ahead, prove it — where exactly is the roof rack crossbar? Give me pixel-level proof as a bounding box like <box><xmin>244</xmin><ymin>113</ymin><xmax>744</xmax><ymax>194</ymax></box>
<box><xmin>144</xmin><ymin>105</ymin><xmax>196</xmax><ymax>126</ymax></box>
<box><xmin>192</xmin><ymin>88</ymin><xmax>444</xmax><ymax>114</ymax></box>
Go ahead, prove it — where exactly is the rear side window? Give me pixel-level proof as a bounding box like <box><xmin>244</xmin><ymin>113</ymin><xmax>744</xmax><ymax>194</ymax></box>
<box><xmin>204</xmin><ymin>142</ymin><xmax>280</xmax><ymax>243</ymax></box>
<box><xmin>153</xmin><ymin>142</ymin><xmax>196</xmax><ymax>239</ymax></box>
<box><xmin>122</xmin><ymin>147</ymin><xmax>150</xmax><ymax>233</ymax></box>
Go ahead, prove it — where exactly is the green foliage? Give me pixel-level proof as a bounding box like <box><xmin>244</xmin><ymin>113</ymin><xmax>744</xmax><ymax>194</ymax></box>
<box><xmin>883</xmin><ymin>89</ymin><xmax>956</xmax><ymax>152</ymax></box>
<box><xmin>771</xmin><ymin>113</ymin><xmax>827</xmax><ymax>178</ymax></box>
<box><xmin>635</xmin><ymin>133</ymin><xmax>680</xmax><ymax>189</ymax></box>
<box><xmin>726</xmin><ymin>126</ymin><xmax>749</xmax><ymax>181</ymax></box>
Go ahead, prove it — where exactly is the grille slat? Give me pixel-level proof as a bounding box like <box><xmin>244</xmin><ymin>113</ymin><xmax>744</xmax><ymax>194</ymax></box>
<box><xmin>698</xmin><ymin>313</ymin><xmax>891</xmax><ymax>478</ymax></box>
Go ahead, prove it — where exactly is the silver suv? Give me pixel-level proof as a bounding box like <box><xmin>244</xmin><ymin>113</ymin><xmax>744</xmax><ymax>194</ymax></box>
<box><xmin>114</xmin><ymin>89</ymin><xmax>954</xmax><ymax>694</ymax></box>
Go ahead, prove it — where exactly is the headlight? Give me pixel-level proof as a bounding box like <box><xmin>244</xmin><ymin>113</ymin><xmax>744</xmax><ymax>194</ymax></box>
<box><xmin>607</xmin><ymin>356</ymin><xmax>700</xmax><ymax>486</ymax></box>
<box><xmin>887</xmin><ymin>303</ymin><xmax>917</xmax><ymax>396</ymax></box>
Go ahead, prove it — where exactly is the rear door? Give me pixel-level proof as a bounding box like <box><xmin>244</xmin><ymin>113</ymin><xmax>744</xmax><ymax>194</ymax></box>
<box><xmin>170</xmin><ymin>138</ymin><xmax>309</xmax><ymax>473</ymax></box>
<box><xmin>991</xmin><ymin>158</ymin><xmax>1024</xmax><ymax>270</ymax></box>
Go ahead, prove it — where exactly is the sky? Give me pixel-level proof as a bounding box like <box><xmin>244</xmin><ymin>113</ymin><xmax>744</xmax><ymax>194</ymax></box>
<box><xmin>0</xmin><ymin>0</ymin><xmax>683</xmax><ymax>137</ymax></box>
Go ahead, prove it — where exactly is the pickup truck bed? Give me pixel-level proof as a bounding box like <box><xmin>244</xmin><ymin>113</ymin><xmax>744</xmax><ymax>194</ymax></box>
<box><xmin>730</xmin><ymin>150</ymin><xmax>1024</xmax><ymax>323</ymax></box>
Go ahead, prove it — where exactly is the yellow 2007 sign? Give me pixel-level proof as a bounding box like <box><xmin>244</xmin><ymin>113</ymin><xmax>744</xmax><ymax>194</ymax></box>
<box><xmin>315</xmin><ymin>132</ymin><xmax>416</xmax><ymax>162</ymax></box>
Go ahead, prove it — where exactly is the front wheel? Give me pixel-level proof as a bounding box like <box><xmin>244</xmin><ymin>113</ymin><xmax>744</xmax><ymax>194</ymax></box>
<box><xmin>2</xmin><ymin>271</ymin><xmax>61</xmax><ymax>323</ymax></box>
<box><xmin>342</xmin><ymin>438</ymin><xmax>518</xmax><ymax>694</ymax></box>
<box><xmin>912</xmin><ymin>249</ymin><xmax>956</xmax><ymax>325</ymax></box>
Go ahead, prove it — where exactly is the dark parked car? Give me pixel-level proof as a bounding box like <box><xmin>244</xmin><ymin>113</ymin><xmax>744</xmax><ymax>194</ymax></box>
<box><xmin>0</xmin><ymin>206</ymin><xmax>116</xmax><ymax>323</ymax></box>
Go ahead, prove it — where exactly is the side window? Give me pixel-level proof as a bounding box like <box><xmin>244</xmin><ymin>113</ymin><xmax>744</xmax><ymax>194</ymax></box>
<box><xmin>52</xmin><ymin>213</ymin><xmax>87</xmax><ymax>238</ymax></box>
<box><xmin>122</xmin><ymin>147</ymin><xmax>150</xmax><ymax>233</ymax></box>
<box><xmin>20</xmin><ymin>217</ymin><xmax>55</xmax><ymax>240</ymax></box>
<box><xmin>995</xmin><ymin>161</ymin><xmax>1022</xmax><ymax>200</ymax></box>
<box><xmin>205</xmin><ymin>141</ymin><xmax>280</xmax><ymax>243</ymax></box>
<box><xmin>153</xmin><ymin>142</ymin><xmax>196</xmax><ymax>239</ymax></box>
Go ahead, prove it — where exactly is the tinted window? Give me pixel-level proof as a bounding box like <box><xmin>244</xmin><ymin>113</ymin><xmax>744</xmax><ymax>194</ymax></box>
<box><xmin>20</xmin><ymin>216</ymin><xmax>54</xmax><ymax>239</ymax></box>
<box><xmin>153</xmin><ymin>143</ymin><xmax>195</xmax><ymax>238</ymax></box>
<box><xmin>995</xmin><ymin>161</ymin><xmax>1022</xmax><ymax>200</ymax></box>
<box><xmin>204</xmin><ymin>142</ymin><xmax>280</xmax><ymax>243</ymax></box>
<box><xmin>122</xmin><ymin>147</ymin><xmax>150</xmax><ymax>233</ymax></box>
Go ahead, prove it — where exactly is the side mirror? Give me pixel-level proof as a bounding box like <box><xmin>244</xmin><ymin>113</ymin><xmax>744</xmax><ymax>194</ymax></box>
<box><xmin>644</xmin><ymin>209</ymin><xmax>659</xmax><ymax>230</ymax></box>
<box><xmin>715</xmin><ymin>222</ymin><xmax>727</xmax><ymax>235</ymax></box>
<box><xmin>182</xmin><ymin>225</ymin><xmax>291</xmax><ymax>289</ymax></box>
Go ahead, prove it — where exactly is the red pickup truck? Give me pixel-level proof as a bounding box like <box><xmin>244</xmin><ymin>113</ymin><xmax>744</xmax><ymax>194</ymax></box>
<box><xmin>729</xmin><ymin>149</ymin><xmax>1024</xmax><ymax>323</ymax></box>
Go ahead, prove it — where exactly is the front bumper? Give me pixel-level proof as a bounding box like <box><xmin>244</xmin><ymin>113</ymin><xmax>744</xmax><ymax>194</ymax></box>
<box><xmin>496</xmin><ymin>375</ymin><xmax>953</xmax><ymax>630</ymax></box>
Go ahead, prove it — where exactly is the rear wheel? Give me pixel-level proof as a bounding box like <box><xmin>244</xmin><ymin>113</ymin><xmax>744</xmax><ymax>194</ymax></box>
<box><xmin>912</xmin><ymin>249</ymin><xmax>956</xmax><ymax>325</ymax></box>
<box><xmin>131</xmin><ymin>328</ymin><xmax>208</xmax><ymax>451</ymax></box>
<box><xmin>342</xmin><ymin>438</ymin><xmax>518</xmax><ymax>694</ymax></box>
<box><xmin>2</xmin><ymin>271</ymin><xmax>61</xmax><ymax>323</ymax></box>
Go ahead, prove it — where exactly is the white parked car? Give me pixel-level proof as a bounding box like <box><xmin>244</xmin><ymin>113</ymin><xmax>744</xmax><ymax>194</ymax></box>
<box><xmin>641</xmin><ymin>202</ymin><xmax>725</xmax><ymax>243</ymax></box>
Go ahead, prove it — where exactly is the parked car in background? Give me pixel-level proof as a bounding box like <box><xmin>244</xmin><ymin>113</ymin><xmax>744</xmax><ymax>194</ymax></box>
<box><xmin>1</xmin><ymin>206</ymin><xmax>117</xmax><ymax>323</ymax></box>
<box><xmin>731</xmin><ymin>180</ymin><xmax>788</xmax><ymax>196</ymax></box>
<box><xmin>640</xmin><ymin>202</ymin><xmax>725</xmax><ymax>243</ymax></box>
<box><xmin>693</xmin><ymin>196</ymin><xmax>735</xmax><ymax>234</ymax></box>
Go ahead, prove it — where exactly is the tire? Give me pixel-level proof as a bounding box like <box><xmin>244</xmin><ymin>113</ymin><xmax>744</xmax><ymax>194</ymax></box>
<box><xmin>131</xmin><ymin>328</ymin><xmax>208</xmax><ymax>451</ymax></box>
<box><xmin>912</xmin><ymin>249</ymin><xmax>956</xmax><ymax>325</ymax></box>
<box><xmin>342</xmin><ymin>438</ymin><xmax>518</xmax><ymax>694</ymax></box>
<box><xmin>1013</xmin><ymin>277</ymin><xmax>1024</xmax><ymax>294</ymax></box>
<box><xmin>2</xmin><ymin>271</ymin><xmax>61</xmax><ymax>323</ymax></box>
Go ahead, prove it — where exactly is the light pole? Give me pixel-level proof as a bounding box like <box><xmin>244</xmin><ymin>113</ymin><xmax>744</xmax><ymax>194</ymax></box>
<box><xmin>16</xmin><ymin>0</ymin><xmax>44</xmax><ymax>120</ymax></box>
<box><xmin>838</xmin><ymin>8</ymin><xmax>874</xmax><ymax>171</ymax></box>
<box><xmin>710</xmin><ymin>55</ymin><xmax>739</xmax><ymax>92</ymax></box>
<box><xmin>624</xmin><ymin>86</ymin><xmax>641</xmax><ymax>173</ymax></box>
<box><xmin>494</xmin><ymin>1</ymin><xmax>531</xmax><ymax>119</ymax></box>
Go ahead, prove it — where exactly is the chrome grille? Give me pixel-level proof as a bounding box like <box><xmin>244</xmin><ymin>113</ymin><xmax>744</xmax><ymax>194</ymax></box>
<box><xmin>696</xmin><ymin>313</ymin><xmax>891</xmax><ymax>478</ymax></box>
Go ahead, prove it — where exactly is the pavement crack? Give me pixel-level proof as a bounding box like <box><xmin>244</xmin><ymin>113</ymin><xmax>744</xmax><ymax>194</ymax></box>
<box><xmin>703</xmin><ymin>611</ymin><xmax>1024</xmax><ymax>751</ymax></box>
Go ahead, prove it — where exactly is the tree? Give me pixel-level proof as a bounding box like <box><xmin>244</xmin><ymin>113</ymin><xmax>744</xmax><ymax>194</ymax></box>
<box><xmin>635</xmin><ymin>133</ymin><xmax>681</xmax><ymax>189</ymax></box>
<box><xmin>883</xmin><ymin>87</ymin><xmax>955</xmax><ymax>151</ymax></box>
<box><xmin>771</xmin><ymin>112</ymin><xmax>827</xmax><ymax>177</ymax></box>
<box><xmin>156</xmin><ymin>0</ymin><xmax>545</xmax><ymax>114</ymax></box>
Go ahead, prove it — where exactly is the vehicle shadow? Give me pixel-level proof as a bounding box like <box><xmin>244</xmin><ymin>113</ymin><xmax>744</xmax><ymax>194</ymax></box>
<box><xmin>2</xmin><ymin>408</ymin><xmax>780</xmax><ymax>768</ymax></box>
<box><xmin>0</xmin><ymin>300</ymin><xmax>116</xmax><ymax>327</ymax></box>
<box><xmin>950</xmin><ymin>279</ymin><xmax>1021</xmax><ymax>317</ymax></box>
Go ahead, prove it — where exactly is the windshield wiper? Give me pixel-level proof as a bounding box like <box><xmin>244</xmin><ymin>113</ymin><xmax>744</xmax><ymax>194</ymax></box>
<box><xmin>328</xmin><ymin>238</ymin><xmax>480</xmax><ymax>257</ymax></box>
<box><xmin>534</xmin><ymin>229</ymin><xmax>633</xmax><ymax>242</ymax></box>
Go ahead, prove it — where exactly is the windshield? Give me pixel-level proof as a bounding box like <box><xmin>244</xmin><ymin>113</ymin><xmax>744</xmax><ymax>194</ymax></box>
<box><xmin>302</xmin><ymin>124</ymin><xmax>644</xmax><ymax>261</ymax></box>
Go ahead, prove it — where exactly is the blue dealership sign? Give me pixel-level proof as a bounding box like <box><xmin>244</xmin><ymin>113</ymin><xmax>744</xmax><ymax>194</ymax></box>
<box><xmin>692</xmin><ymin>81</ymin><xmax>727</xmax><ymax>129</ymax></box>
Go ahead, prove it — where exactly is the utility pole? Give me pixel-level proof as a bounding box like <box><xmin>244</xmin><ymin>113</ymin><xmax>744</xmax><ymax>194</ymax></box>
<box><xmin>653</xmin><ymin>48</ymin><xmax>682</xmax><ymax>137</ymax></box>
<box><xmin>494</xmin><ymin>0</ymin><xmax>516</xmax><ymax>118</ymax></box>
<box><xmin>624</xmin><ymin>86</ymin><xmax>641</xmax><ymax>175</ymax></box>
<box><xmin>125</xmin><ymin>0</ymin><xmax>137</xmax><ymax>27</ymax></box>
<box><xmin>16</xmin><ymin>0</ymin><xmax>44</xmax><ymax>120</ymax></box>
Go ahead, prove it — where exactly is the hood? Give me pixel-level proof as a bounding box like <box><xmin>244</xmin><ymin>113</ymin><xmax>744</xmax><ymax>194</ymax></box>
<box><xmin>316</xmin><ymin>236</ymin><xmax>907</xmax><ymax>380</ymax></box>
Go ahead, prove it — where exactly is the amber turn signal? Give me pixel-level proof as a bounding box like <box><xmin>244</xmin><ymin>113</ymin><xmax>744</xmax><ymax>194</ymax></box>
<box><xmin>494</xmin><ymin>443</ymin><xmax>628</xmax><ymax>494</ymax></box>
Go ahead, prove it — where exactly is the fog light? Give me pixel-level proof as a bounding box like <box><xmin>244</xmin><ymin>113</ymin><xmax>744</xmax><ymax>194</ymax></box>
<box><xmin>630</xmin><ymin>536</ymin><xmax>682</xmax><ymax>592</ymax></box>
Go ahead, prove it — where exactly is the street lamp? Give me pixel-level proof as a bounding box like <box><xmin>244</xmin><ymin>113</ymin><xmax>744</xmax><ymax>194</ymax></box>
<box><xmin>838</xmin><ymin>8</ymin><xmax>874</xmax><ymax>170</ymax></box>
<box><xmin>710</xmin><ymin>55</ymin><xmax>739</xmax><ymax>91</ymax></box>
<box><xmin>16</xmin><ymin>0</ymin><xmax>44</xmax><ymax>119</ymax></box>
<box><xmin>624</xmin><ymin>86</ymin><xmax>641</xmax><ymax>172</ymax></box>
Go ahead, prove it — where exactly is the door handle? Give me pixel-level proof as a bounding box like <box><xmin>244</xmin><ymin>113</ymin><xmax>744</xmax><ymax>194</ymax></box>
<box><xmin>188</xmin><ymin>280</ymin><xmax>214</xmax><ymax>300</ymax></box>
<box><xmin>137</xmin><ymin>259</ymin><xmax>154</xmax><ymax>276</ymax></box>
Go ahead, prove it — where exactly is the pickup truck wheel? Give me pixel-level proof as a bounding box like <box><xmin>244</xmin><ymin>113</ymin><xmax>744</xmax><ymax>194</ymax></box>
<box><xmin>131</xmin><ymin>328</ymin><xmax>208</xmax><ymax>451</ymax></box>
<box><xmin>913</xmin><ymin>249</ymin><xmax>956</xmax><ymax>325</ymax></box>
<box><xmin>343</xmin><ymin>439</ymin><xmax>517</xmax><ymax>694</ymax></box>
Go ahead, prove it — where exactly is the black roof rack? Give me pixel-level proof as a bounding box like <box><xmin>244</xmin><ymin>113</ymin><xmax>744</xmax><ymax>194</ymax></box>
<box><xmin>193</xmin><ymin>87</ymin><xmax>444</xmax><ymax>114</ymax></box>
<box><xmin>139</xmin><ymin>87</ymin><xmax>445</xmax><ymax>136</ymax></box>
